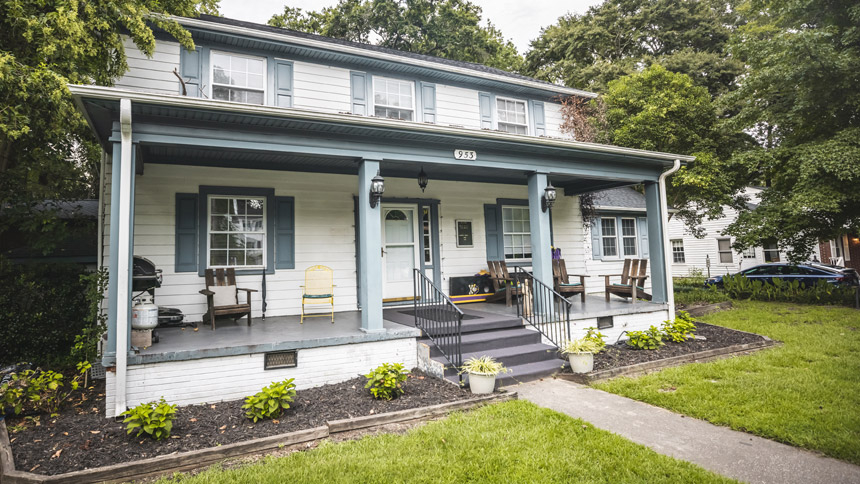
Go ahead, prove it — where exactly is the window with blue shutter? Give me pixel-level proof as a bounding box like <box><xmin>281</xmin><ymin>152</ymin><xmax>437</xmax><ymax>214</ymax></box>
<box><xmin>478</xmin><ymin>92</ymin><xmax>493</xmax><ymax>129</ymax></box>
<box><xmin>175</xmin><ymin>194</ymin><xmax>198</xmax><ymax>272</ymax></box>
<box><xmin>591</xmin><ymin>214</ymin><xmax>651</xmax><ymax>260</ymax></box>
<box><xmin>419</xmin><ymin>82</ymin><xmax>436</xmax><ymax>123</ymax></box>
<box><xmin>275</xmin><ymin>197</ymin><xmax>295</xmax><ymax>269</ymax></box>
<box><xmin>350</xmin><ymin>71</ymin><xmax>368</xmax><ymax>115</ymax></box>
<box><xmin>179</xmin><ymin>47</ymin><xmax>202</xmax><ymax>97</ymax></box>
<box><xmin>274</xmin><ymin>60</ymin><xmax>294</xmax><ymax>108</ymax></box>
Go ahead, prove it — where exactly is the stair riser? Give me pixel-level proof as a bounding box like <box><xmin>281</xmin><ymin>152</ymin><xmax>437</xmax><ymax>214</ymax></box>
<box><xmin>420</xmin><ymin>318</ymin><xmax>523</xmax><ymax>337</ymax></box>
<box><xmin>426</xmin><ymin>332</ymin><xmax>542</xmax><ymax>357</ymax></box>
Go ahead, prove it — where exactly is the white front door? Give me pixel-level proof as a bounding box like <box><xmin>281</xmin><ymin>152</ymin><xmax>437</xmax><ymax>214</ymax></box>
<box><xmin>381</xmin><ymin>204</ymin><xmax>420</xmax><ymax>300</ymax></box>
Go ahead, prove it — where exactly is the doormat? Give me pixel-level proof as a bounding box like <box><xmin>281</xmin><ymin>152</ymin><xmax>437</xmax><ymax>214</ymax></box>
<box><xmin>399</xmin><ymin>310</ymin><xmax>482</xmax><ymax>322</ymax></box>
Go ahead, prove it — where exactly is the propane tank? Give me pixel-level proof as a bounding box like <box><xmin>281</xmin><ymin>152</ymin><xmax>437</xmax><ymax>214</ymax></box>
<box><xmin>132</xmin><ymin>296</ymin><xmax>159</xmax><ymax>330</ymax></box>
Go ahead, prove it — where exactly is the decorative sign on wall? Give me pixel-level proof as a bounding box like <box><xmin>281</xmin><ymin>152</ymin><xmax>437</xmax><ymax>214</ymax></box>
<box><xmin>456</xmin><ymin>220</ymin><xmax>473</xmax><ymax>247</ymax></box>
<box><xmin>454</xmin><ymin>149</ymin><xmax>477</xmax><ymax>161</ymax></box>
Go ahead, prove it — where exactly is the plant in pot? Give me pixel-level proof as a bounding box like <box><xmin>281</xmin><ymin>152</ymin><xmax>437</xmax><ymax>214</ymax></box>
<box><xmin>459</xmin><ymin>356</ymin><xmax>508</xmax><ymax>394</ymax></box>
<box><xmin>561</xmin><ymin>337</ymin><xmax>603</xmax><ymax>374</ymax></box>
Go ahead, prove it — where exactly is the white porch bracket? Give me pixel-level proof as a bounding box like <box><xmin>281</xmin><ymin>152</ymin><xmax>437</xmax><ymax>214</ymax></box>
<box><xmin>527</xmin><ymin>172</ymin><xmax>553</xmax><ymax>286</ymax></box>
<box><xmin>357</xmin><ymin>159</ymin><xmax>384</xmax><ymax>332</ymax></box>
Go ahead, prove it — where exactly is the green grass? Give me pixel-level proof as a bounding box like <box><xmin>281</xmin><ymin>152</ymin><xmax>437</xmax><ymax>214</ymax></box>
<box><xmin>158</xmin><ymin>400</ymin><xmax>735</xmax><ymax>484</ymax></box>
<box><xmin>595</xmin><ymin>301</ymin><xmax>860</xmax><ymax>464</ymax></box>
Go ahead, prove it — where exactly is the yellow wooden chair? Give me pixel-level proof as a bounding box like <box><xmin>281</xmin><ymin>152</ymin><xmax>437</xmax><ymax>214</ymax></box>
<box><xmin>301</xmin><ymin>265</ymin><xmax>335</xmax><ymax>323</ymax></box>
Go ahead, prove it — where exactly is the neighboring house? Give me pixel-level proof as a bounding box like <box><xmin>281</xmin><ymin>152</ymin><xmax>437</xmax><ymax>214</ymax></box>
<box><xmin>70</xmin><ymin>15</ymin><xmax>692</xmax><ymax>417</ymax></box>
<box><xmin>819</xmin><ymin>235</ymin><xmax>859</xmax><ymax>272</ymax></box>
<box><xmin>0</xmin><ymin>200</ymin><xmax>99</xmax><ymax>268</ymax></box>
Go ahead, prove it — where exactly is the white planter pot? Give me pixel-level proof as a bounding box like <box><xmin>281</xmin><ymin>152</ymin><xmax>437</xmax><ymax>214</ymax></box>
<box><xmin>568</xmin><ymin>352</ymin><xmax>594</xmax><ymax>374</ymax></box>
<box><xmin>468</xmin><ymin>372</ymin><xmax>497</xmax><ymax>394</ymax></box>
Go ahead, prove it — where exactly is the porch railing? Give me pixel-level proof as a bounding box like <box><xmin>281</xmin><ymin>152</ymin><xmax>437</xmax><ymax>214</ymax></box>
<box><xmin>412</xmin><ymin>269</ymin><xmax>463</xmax><ymax>381</ymax></box>
<box><xmin>514</xmin><ymin>266</ymin><xmax>572</xmax><ymax>349</ymax></box>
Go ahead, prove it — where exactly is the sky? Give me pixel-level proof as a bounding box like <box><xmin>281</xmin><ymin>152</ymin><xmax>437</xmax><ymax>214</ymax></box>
<box><xmin>218</xmin><ymin>0</ymin><xmax>603</xmax><ymax>53</ymax></box>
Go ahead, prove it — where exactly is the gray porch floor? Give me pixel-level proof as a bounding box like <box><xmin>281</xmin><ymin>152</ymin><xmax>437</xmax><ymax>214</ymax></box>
<box><xmin>461</xmin><ymin>295</ymin><xmax>668</xmax><ymax>319</ymax></box>
<box><xmin>131</xmin><ymin>311</ymin><xmax>420</xmax><ymax>365</ymax></box>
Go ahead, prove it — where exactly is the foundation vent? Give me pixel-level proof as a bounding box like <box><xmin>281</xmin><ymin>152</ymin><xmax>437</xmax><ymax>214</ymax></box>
<box><xmin>264</xmin><ymin>350</ymin><xmax>298</xmax><ymax>370</ymax></box>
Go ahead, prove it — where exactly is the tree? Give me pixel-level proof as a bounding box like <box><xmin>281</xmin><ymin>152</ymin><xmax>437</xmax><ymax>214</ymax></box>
<box><xmin>0</xmin><ymin>0</ymin><xmax>218</xmax><ymax>254</ymax></box>
<box><xmin>268</xmin><ymin>0</ymin><xmax>523</xmax><ymax>72</ymax></box>
<box><xmin>718</xmin><ymin>0</ymin><xmax>860</xmax><ymax>261</ymax></box>
<box><xmin>523</xmin><ymin>0</ymin><xmax>744</xmax><ymax>96</ymax></box>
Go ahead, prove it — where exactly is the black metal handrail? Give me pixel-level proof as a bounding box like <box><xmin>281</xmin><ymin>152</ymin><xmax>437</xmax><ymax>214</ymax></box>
<box><xmin>514</xmin><ymin>266</ymin><xmax>572</xmax><ymax>349</ymax></box>
<box><xmin>413</xmin><ymin>269</ymin><xmax>464</xmax><ymax>381</ymax></box>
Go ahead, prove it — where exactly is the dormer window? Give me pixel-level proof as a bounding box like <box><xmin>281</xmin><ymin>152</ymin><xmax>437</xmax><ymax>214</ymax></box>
<box><xmin>496</xmin><ymin>97</ymin><xmax>528</xmax><ymax>134</ymax></box>
<box><xmin>211</xmin><ymin>51</ymin><xmax>266</xmax><ymax>105</ymax></box>
<box><xmin>373</xmin><ymin>77</ymin><xmax>414</xmax><ymax>121</ymax></box>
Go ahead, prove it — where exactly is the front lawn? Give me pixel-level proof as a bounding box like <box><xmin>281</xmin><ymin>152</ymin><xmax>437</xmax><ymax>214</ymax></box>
<box><xmin>595</xmin><ymin>301</ymin><xmax>860</xmax><ymax>465</ymax></box>
<box><xmin>157</xmin><ymin>400</ymin><xmax>735</xmax><ymax>484</ymax></box>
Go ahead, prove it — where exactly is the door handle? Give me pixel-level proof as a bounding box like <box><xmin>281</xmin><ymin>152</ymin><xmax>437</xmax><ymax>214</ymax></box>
<box><xmin>381</xmin><ymin>248</ymin><xmax>386</xmax><ymax>257</ymax></box>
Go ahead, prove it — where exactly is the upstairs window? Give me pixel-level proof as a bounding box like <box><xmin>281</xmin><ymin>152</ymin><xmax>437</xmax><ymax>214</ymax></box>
<box><xmin>211</xmin><ymin>52</ymin><xmax>265</xmax><ymax>105</ymax></box>
<box><xmin>374</xmin><ymin>77</ymin><xmax>414</xmax><ymax>120</ymax></box>
<box><xmin>496</xmin><ymin>97</ymin><xmax>528</xmax><ymax>134</ymax></box>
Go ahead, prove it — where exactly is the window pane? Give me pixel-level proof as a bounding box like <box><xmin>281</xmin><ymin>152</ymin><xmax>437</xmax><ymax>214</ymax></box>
<box><xmin>621</xmin><ymin>219</ymin><xmax>636</xmax><ymax>237</ymax></box>
<box><xmin>228</xmin><ymin>234</ymin><xmax>245</xmax><ymax>249</ymax></box>
<box><xmin>210</xmin><ymin>234</ymin><xmax>228</xmax><ymax>249</ymax></box>
<box><xmin>245</xmin><ymin>233</ymin><xmax>264</xmax><ymax>248</ymax></box>
<box><xmin>720</xmin><ymin>252</ymin><xmax>733</xmax><ymax>263</ymax></box>
<box><xmin>246</xmin><ymin>250</ymin><xmax>263</xmax><ymax>266</ymax></box>
<box><xmin>212</xmin><ymin>86</ymin><xmax>230</xmax><ymax>101</ymax></box>
<box><xmin>210</xmin><ymin>198</ymin><xmax>228</xmax><ymax>214</ymax></box>
<box><xmin>210</xmin><ymin>250</ymin><xmax>227</xmax><ymax>266</ymax></box>
<box><xmin>601</xmin><ymin>218</ymin><xmax>616</xmax><ymax>236</ymax></box>
<box><xmin>227</xmin><ymin>250</ymin><xmax>245</xmax><ymax>266</ymax></box>
<box><xmin>211</xmin><ymin>215</ymin><xmax>229</xmax><ymax>231</ymax></box>
<box><xmin>718</xmin><ymin>239</ymin><xmax>731</xmax><ymax>251</ymax></box>
<box><xmin>623</xmin><ymin>237</ymin><xmax>637</xmax><ymax>256</ymax></box>
<box><xmin>603</xmin><ymin>237</ymin><xmax>617</xmax><ymax>257</ymax></box>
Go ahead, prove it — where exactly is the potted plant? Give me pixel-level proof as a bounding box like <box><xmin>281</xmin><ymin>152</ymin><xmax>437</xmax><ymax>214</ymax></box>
<box><xmin>459</xmin><ymin>356</ymin><xmax>508</xmax><ymax>394</ymax></box>
<box><xmin>561</xmin><ymin>337</ymin><xmax>602</xmax><ymax>373</ymax></box>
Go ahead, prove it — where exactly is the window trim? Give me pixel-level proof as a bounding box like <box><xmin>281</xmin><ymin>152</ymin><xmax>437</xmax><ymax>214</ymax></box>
<box><xmin>502</xmin><ymin>204</ymin><xmax>532</xmax><ymax>262</ymax></box>
<box><xmin>600</xmin><ymin>217</ymin><xmax>619</xmax><ymax>259</ymax></box>
<box><xmin>742</xmin><ymin>246</ymin><xmax>756</xmax><ymax>259</ymax></box>
<box><xmin>495</xmin><ymin>95</ymin><xmax>529</xmax><ymax>134</ymax></box>
<box><xmin>209</xmin><ymin>50</ymin><xmax>267</xmax><ymax>105</ymax></box>
<box><xmin>620</xmin><ymin>217</ymin><xmax>638</xmax><ymax>257</ymax></box>
<box><xmin>372</xmin><ymin>75</ymin><xmax>416</xmax><ymax>121</ymax></box>
<box><xmin>206</xmin><ymin>195</ymin><xmax>268</xmax><ymax>270</ymax></box>
<box><xmin>717</xmin><ymin>238</ymin><xmax>734</xmax><ymax>264</ymax></box>
<box><xmin>671</xmin><ymin>239</ymin><xmax>686</xmax><ymax>263</ymax></box>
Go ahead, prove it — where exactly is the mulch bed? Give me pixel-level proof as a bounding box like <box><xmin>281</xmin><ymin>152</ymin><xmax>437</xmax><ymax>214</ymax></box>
<box><xmin>6</xmin><ymin>369</ymin><xmax>474</xmax><ymax>476</ymax></box>
<box><xmin>588</xmin><ymin>323</ymin><xmax>766</xmax><ymax>372</ymax></box>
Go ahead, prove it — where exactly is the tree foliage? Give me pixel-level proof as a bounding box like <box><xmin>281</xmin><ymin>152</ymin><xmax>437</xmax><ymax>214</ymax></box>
<box><xmin>268</xmin><ymin>0</ymin><xmax>523</xmax><ymax>72</ymax></box>
<box><xmin>0</xmin><ymin>0</ymin><xmax>218</xmax><ymax>253</ymax></box>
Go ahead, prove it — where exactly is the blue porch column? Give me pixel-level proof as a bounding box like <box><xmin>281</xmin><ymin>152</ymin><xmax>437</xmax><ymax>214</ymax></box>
<box><xmin>527</xmin><ymin>172</ymin><xmax>553</xmax><ymax>285</ymax></box>
<box><xmin>644</xmin><ymin>182</ymin><xmax>669</xmax><ymax>303</ymax></box>
<box><xmin>357</xmin><ymin>159</ymin><xmax>384</xmax><ymax>332</ymax></box>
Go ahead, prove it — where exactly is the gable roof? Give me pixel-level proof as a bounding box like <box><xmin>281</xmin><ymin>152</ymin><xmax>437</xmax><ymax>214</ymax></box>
<box><xmin>174</xmin><ymin>15</ymin><xmax>596</xmax><ymax>99</ymax></box>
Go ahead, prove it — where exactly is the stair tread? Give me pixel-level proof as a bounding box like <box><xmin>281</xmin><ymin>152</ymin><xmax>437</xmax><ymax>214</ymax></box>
<box><xmin>431</xmin><ymin>343</ymin><xmax>557</xmax><ymax>364</ymax></box>
<box><xmin>421</xmin><ymin>327</ymin><xmax>537</xmax><ymax>344</ymax></box>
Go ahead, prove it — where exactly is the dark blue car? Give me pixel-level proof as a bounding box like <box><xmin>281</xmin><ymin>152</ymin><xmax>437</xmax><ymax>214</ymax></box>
<box><xmin>705</xmin><ymin>262</ymin><xmax>859</xmax><ymax>288</ymax></box>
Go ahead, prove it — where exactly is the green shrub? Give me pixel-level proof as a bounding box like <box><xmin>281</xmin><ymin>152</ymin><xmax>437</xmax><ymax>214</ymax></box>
<box><xmin>723</xmin><ymin>274</ymin><xmax>856</xmax><ymax>305</ymax></box>
<box><xmin>662</xmin><ymin>311</ymin><xmax>697</xmax><ymax>343</ymax></box>
<box><xmin>674</xmin><ymin>285</ymin><xmax>730</xmax><ymax>305</ymax></box>
<box><xmin>583</xmin><ymin>327</ymin><xmax>607</xmax><ymax>353</ymax></box>
<box><xmin>121</xmin><ymin>398</ymin><xmax>177</xmax><ymax>440</ymax></box>
<box><xmin>626</xmin><ymin>326</ymin><xmax>664</xmax><ymax>350</ymax></box>
<box><xmin>0</xmin><ymin>260</ymin><xmax>94</xmax><ymax>367</ymax></box>
<box><xmin>243</xmin><ymin>378</ymin><xmax>297</xmax><ymax>422</ymax></box>
<box><xmin>364</xmin><ymin>363</ymin><xmax>409</xmax><ymax>400</ymax></box>
<box><xmin>459</xmin><ymin>356</ymin><xmax>509</xmax><ymax>377</ymax></box>
<box><xmin>0</xmin><ymin>362</ymin><xmax>90</xmax><ymax>417</ymax></box>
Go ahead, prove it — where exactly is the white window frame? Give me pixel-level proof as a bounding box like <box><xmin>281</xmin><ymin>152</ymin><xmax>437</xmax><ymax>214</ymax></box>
<box><xmin>210</xmin><ymin>50</ymin><xmax>267</xmax><ymax>105</ymax></box>
<box><xmin>600</xmin><ymin>217</ymin><xmax>619</xmax><ymax>258</ymax></box>
<box><xmin>495</xmin><ymin>96</ymin><xmax>529</xmax><ymax>134</ymax></box>
<box><xmin>742</xmin><ymin>247</ymin><xmax>756</xmax><ymax>259</ymax></box>
<box><xmin>502</xmin><ymin>205</ymin><xmax>531</xmax><ymax>261</ymax></box>
<box><xmin>207</xmin><ymin>195</ymin><xmax>267</xmax><ymax>269</ymax></box>
<box><xmin>620</xmin><ymin>217</ymin><xmax>638</xmax><ymax>257</ymax></box>
<box><xmin>717</xmin><ymin>238</ymin><xmax>733</xmax><ymax>264</ymax></box>
<box><xmin>671</xmin><ymin>239</ymin><xmax>686</xmax><ymax>263</ymax></box>
<box><xmin>372</xmin><ymin>76</ymin><xmax>416</xmax><ymax>121</ymax></box>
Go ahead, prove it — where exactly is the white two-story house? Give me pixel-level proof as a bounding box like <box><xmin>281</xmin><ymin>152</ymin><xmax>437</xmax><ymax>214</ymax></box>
<box><xmin>71</xmin><ymin>15</ymin><xmax>692</xmax><ymax>417</ymax></box>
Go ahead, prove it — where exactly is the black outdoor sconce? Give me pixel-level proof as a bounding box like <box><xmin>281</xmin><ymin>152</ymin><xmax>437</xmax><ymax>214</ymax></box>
<box><xmin>542</xmin><ymin>182</ymin><xmax>557</xmax><ymax>212</ymax></box>
<box><xmin>369</xmin><ymin>171</ymin><xmax>385</xmax><ymax>208</ymax></box>
<box><xmin>417</xmin><ymin>167</ymin><xmax>428</xmax><ymax>192</ymax></box>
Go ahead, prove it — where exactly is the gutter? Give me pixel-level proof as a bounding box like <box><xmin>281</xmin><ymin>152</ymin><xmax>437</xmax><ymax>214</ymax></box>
<box><xmin>171</xmin><ymin>16</ymin><xmax>597</xmax><ymax>99</ymax></box>
<box><xmin>68</xmin><ymin>85</ymin><xmax>695</xmax><ymax>164</ymax></box>
<box><xmin>659</xmin><ymin>159</ymin><xmax>682</xmax><ymax>319</ymax></box>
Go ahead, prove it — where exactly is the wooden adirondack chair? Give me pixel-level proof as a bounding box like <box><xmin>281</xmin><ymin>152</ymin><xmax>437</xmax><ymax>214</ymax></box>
<box><xmin>552</xmin><ymin>259</ymin><xmax>587</xmax><ymax>302</ymax></box>
<box><xmin>199</xmin><ymin>268</ymin><xmax>258</xmax><ymax>330</ymax></box>
<box><xmin>603</xmin><ymin>258</ymin><xmax>651</xmax><ymax>303</ymax></box>
<box><xmin>485</xmin><ymin>260</ymin><xmax>523</xmax><ymax>307</ymax></box>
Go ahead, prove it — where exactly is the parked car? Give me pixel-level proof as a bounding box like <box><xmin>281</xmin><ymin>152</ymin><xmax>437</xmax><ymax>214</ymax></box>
<box><xmin>705</xmin><ymin>263</ymin><xmax>859</xmax><ymax>288</ymax></box>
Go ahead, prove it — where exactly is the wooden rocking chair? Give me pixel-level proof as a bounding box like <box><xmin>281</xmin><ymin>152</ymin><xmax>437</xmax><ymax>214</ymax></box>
<box><xmin>603</xmin><ymin>258</ymin><xmax>652</xmax><ymax>303</ymax></box>
<box><xmin>301</xmin><ymin>265</ymin><xmax>335</xmax><ymax>323</ymax></box>
<box><xmin>552</xmin><ymin>259</ymin><xmax>587</xmax><ymax>302</ymax></box>
<box><xmin>199</xmin><ymin>268</ymin><xmax>257</xmax><ymax>330</ymax></box>
<box><xmin>485</xmin><ymin>260</ymin><xmax>523</xmax><ymax>307</ymax></box>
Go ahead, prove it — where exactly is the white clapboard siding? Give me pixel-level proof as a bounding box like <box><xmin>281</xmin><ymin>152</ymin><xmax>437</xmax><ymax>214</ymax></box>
<box><xmin>435</xmin><ymin>84</ymin><xmax>481</xmax><ymax>129</ymax></box>
<box><xmin>544</xmin><ymin>102</ymin><xmax>572</xmax><ymax>139</ymax></box>
<box><xmin>114</xmin><ymin>37</ymin><xmax>180</xmax><ymax>95</ymax></box>
<box><xmin>104</xmin><ymin>338</ymin><xmax>418</xmax><ymax>417</ymax></box>
<box><xmin>292</xmin><ymin>61</ymin><xmax>352</xmax><ymax>113</ymax></box>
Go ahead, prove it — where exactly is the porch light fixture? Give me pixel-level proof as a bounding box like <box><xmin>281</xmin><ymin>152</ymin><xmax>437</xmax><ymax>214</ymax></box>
<box><xmin>417</xmin><ymin>167</ymin><xmax>428</xmax><ymax>192</ymax></box>
<box><xmin>369</xmin><ymin>171</ymin><xmax>385</xmax><ymax>208</ymax></box>
<box><xmin>542</xmin><ymin>182</ymin><xmax>557</xmax><ymax>212</ymax></box>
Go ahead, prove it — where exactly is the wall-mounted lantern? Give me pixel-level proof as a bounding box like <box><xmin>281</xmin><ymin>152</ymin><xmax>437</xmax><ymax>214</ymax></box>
<box><xmin>542</xmin><ymin>182</ymin><xmax>557</xmax><ymax>212</ymax></box>
<box><xmin>417</xmin><ymin>167</ymin><xmax>429</xmax><ymax>192</ymax></box>
<box><xmin>370</xmin><ymin>171</ymin><xmax>385</xmax><ymax>208</ymax></box>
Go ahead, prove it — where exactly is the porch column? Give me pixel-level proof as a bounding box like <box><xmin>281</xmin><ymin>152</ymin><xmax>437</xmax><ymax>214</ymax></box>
<box><xmin>527</xmin><ymin>172</ymin><xmax>553</xmax><ymax>285</ymax></box>
<box><xmin>644</xmin><ymin>182</ymin><xmax>669</xmax><ymax>304</ymax></box>
<box><xmin>357</xmin><ymin>159</ymin><xmax>384</xmax><ymax>332</ymax></box>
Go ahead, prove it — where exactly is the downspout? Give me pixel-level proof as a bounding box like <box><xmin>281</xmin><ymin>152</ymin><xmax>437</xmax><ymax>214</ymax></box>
<box><xmin>659</xmin><ymin>159</ymin><xmax>681</xmax><ymax>320</ymax></box>
<box><xmin>115</xmin><ymin>99</ymin><xmax>132</xmax><ymax>417</ymax></box>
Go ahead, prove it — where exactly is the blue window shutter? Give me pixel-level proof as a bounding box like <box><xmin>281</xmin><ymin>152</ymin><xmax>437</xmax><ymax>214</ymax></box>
<box><xmin>638</xmin><ymin>217</ymin><xmax>649</xmax><ymax>259</ymax></box>
<box><xmin>591</xmin><ymin>218</ymin><xmax>602</xmax><ymax>260</ymax></box>
<box><xmin>275</xmin><ymin>196</ymin><xmax>295</xmax><ymax>269</ymax></box>
<box><xmin>479</xmin><ymin>92</ymin><xmax>493</xmax><ymax>129</ymax></box>
<box><xmin>179</xmin><ymin>48</ymin><xmax>201</xmax><ymax>97</ymax></box>
<box><xmin>275</xmin><ymin>61</ymin><xmax>294</xmax><ymax>108</ymax></box>
<box><xmin>420</xmin><ymin>82</ymin><xmax>436</xmax><ymax>123</ymax></box>
<box><xmin>531</xmin><ymin>100</ymin><xmax>546</xmax><ymax>136</ymax></box>
<box><xmin>484</xmin><ymin>204</ymin><xmax>502</xmax><ymax>261</ymax></box>
<box><xmin>350</xmin><ymin>71</ymin><xmax>368</xmax><ymax>115</ymax></box>
<box><xmin>175</xmin><ymin>193</ymin><xmax>198</xmax><ymax>272</ymax></box>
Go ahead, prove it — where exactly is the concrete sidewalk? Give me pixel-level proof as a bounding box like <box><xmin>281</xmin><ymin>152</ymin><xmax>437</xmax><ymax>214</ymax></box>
<box><xmin>510</xmin><ymin>378</ymin><xmax>860</xmax><ymax>484</ymax></box>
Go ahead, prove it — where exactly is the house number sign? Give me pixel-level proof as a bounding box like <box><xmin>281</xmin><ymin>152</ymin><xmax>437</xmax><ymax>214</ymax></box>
<box><xmin>454</xmin><ymin>149</ymin><xmax>477</xmax><ymax>161</ymax></box>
